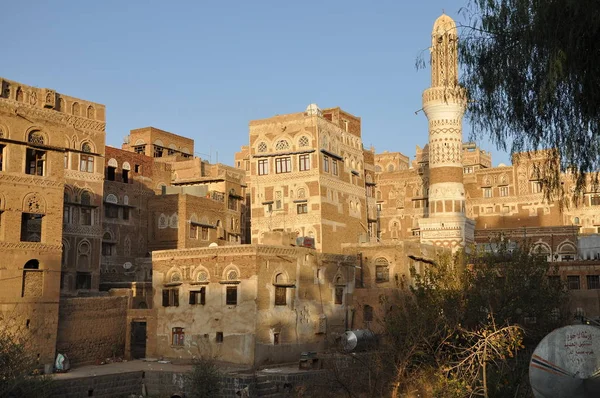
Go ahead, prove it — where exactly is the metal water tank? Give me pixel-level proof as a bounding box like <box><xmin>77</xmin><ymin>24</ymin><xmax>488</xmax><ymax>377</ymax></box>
<box><xmin>341</xmin><ymin>329</ymin><xmax>376</xmax><ymax>352</ymax></box>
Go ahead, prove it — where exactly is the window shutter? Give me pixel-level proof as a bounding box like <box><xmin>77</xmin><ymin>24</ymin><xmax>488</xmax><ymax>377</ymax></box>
<box><xmin>162</xmin><ymin>290</ymin><xmax>169</xmax><ymax>307</ymax></box>
<box><xmin>189</xmin><ymin>291</ymin><xmax>195</xmax><ymax>305</ymax></box>
<box><xmin>200</xmin><ymin>287</ymin><xmax>206</xmax><ymax>305</ymax></box>
<box><xmin>173</xmin><ymin>289</ymin><xmax>179</xmax><ymax>306</ymax></box>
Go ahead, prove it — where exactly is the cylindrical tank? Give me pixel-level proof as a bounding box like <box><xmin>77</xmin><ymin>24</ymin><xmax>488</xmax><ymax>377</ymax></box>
<box><xmin>341</xmin><ymin>329</ymin><xmax>376</xmax><ymax>352</ymax></box>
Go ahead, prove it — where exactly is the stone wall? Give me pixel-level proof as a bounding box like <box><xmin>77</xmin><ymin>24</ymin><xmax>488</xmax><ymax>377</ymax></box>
<box><xmin>56</xmin><ymin>295</ymin><xmax>128</xmax><ymax>365</ymax></box>
<box><xmin>50</xmin><ymin>371</ymin><xmax>143</xmax><ymax>398</ymax></box>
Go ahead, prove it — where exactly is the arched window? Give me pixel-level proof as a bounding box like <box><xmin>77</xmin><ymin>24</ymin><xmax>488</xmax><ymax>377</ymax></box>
<box><xmin>257</xmin><ymin>142</ymin><xmax>267</xmax><ymax>153</ymax></box>
<box><xmin>80</xmin><ymin>191</ymin><xmax>91</xmax><ymax>206</ymax></box>
<box><xmin>22</xmin><ymin>260</ymin><xmax>42</xmax><ymax>297</ymax></box>
<box><xmin>275</xmin><ymin>140</ymin><xmax>290</xmax><ymax>151</ymax></box>
<box><xmin>387</xmin><ymin>164</ymin><xmax>395</xmax><ymax>172</ymax></box>
<box><xmin>86</xmin><ymin>106</ymin><xmax>94</xmax><ymax>119</ymax></box>
<box><xmin>72</xmin><ymin>102</ymin><xmax>80</xmax><ymax>116</ymax></box>
<box><xmin>28</xmin><ymin>130</ymin><xmax>44</xmax><ymax>145</ymax></box>
<box><xmin>298</xmin><ymin>136</ymin><xmax>309</xmax><ymax>147</ymax></box>
<box><xmin>297</xmin><ymin>188</ymin><xmax>306</xmax><ymax>199</ymax></box>
<box><xmin>375</xmin><ymin>165</ymin><xmax>382</xmax><ymax>172</ymax></box>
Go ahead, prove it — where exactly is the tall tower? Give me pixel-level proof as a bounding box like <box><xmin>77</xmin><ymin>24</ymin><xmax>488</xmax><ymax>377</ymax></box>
<box><xmin>418</xmin><ymin>14</ymin><xmax>475</xmax><ymax>250</ymax></box>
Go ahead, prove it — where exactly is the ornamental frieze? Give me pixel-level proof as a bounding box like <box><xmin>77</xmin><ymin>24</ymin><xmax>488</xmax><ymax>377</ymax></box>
<box><xmin>0</xmin><ymin>241</ymin><xmax>62</xmax><ymax>252</ymax></box>
<box><xmin>0</xmin><ymin>173</ymin><xmax>64</xmax><ymax>188</ymax></box>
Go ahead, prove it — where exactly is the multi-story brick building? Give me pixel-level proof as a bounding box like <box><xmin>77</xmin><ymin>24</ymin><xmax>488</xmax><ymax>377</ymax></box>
<box><xmin>239</xmin><ymin>105</ymin><xmax>371</xmax><ymax>253</ymax></box>
<box><xmin>0</xmin><ymin>77</ymin><xmax>105</xmax><ymax>364</ymax></box>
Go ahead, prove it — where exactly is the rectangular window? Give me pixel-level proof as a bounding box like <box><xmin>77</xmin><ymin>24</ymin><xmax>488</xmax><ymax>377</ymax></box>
<box><xmin>153</xmin><ymin>146</ymin><xmax>163</xmax><ymax>158</ymax></box>
<box><xmin>189</xmin><ymin>288</ymin><xmax>206</xmax><ymax>305</ymax></box>
<box><xmin>76</xmin><ymin>272</ymin><xmax>92</xmax><ymax>290</ymax></box>
<box><xmin>483</xmin><ymin>187</ymin><xmax>492</xmax><ymax>198</ymax></box>
<box><xmin>587</xmin><ymin>275</ymin><xmax>600</xmax><ymax>290</ymax></box>
<box><xmin>21</xmin><ymin>213</ymin><xmax>43</xmax><ymax>242</ymax></box>
<box><xmin>297</xmin><ymin>203</ymin><xmax>308</xmax><ymax>214</ymax></box>
<box><xmin>332</xmin><ymin>159</ymin><xmax>338</xmax><ymax>176</ymax></box>
<box><xmin>275</xmin><ymin>286</ymin><xmax>286</xmax><ymax>306</ymax></box>
<box><xmin>0</xmin><ymin>144</ymin><xmax>5</xmax><ymax>171</ymax></box>
<box><xmin>80</xmin><ymin>208</ymin><xmax>92</xmax><ymax>225</ymax></box>
<box><xmin>228</xmin><ymin>198</ymin><xmax>238</xmax><ymax>211</ymax></box>
<box><xmin>107</xmin><ymin>166</ymin><xmax>116</xmax><ymax>181</ymax></box>
<box><xmin>64</xmin><ymin>152</ymin><xmax>68</xmax><ymax>169</ymax></box>
<box><xmin>79</xmin><ymin>155</ymin><xmax>94</xmax><ymax>173</ymax></box>
<box><xmin>216</xmin><ymin>332</ymin><xmax>223</xmax><ymax>343</ymax></box>
<box><xmin>25</xmin><ymin>149</ymin><xmax>46</xmax><ymax>176</ymax></box>
<box><xmin>275</xmin><ymin>191</ymin><xmax>282</xmax><ymax>210</ymax></box>
<box><xmin>134</xmin><ymin>164</ymin><xmax>140</xmax><ymax>173</ymax></box>
<box><xmin>335</xmin><ymin>286</ymin><xmax>344</xmax><ymax>305</ymax></box>
<box><xmin>226</xmin><ymin>286</ymin><xmax>237</xmax><ymax>305</ymax></box>
<box><xmin>531</xmin><ymin>181</ymin><xmax>542</xmax><ymax>193</ymax></box>
<box><xmin>190</xmin><ymin>224</ymin><xmax>198</xmax><ymax>239</ymax></box>
<box><xmin>122</xmin><ymin>169</ymin><xmax>129</xmax><ymax>183</ymax></box>
<box><xmin>162</xmin><ymin>288</ymin><xmax>179</xmax><ymax>307</ymax></box>
<box><xmin>275</xmin><ymin>157</ymin><xmax>291</xmax><ymax>174</ymax></box>
<box><xmin>122</xmin><ymin>208</ymin><xmax>129</xmax><ymax>221</ymax></box>
<box><xmin>172</xmin><ymin>327</ymin><xmax>184</xmax><ymax>346</ymax></box>
<box><xmin>105</xmin><ymin>205</ymin><xmax>118</xmax><ymax>219</ymax></box>
<box><xmin>567</xmin><ymin>275</ymin><xmax>581</xmax><ymax>290</ymax></box>
<box><xmin>323</xmin><ymin>155</ymin><xmax>330</xmax><ymax>173</ymax></box>
<box><xmin>464</xmin><ymin>166</ymin><xmax>473</xmax><ymax>174</ymax></box>
<box><xmin>376</xmin><ymin>266</ymin><xmax>389</xmax><ymax>283</ymax></box>
<box><xmin>258</xmin><ymin>159</ymin><xmax>268</xmax><ymax>175</ymax></box>
<box><xmin>102</xmin><ymin>242</ymin><xmax>113</xmax><ymax>256</ymax></box>
<box><xmin>299</xmin><ymin>154</ymin><xmax>310</xmax><ymax>171</ymax></box>
<box><xmin>499</xmin><ymin>186</ymin><xmax>509</xmax><ymax>197</ymax></box>
<box><xmin>201</xmin><ymin>227</ymin><xmax>209</xmax><ymax>241</ymax></box>
<box><xmin>63</xmin><ymin>206</ymin><xmax>71</xmax><ymax>224</ymax></box>
<box><xmin>134</xmin><ymin>145</ymin><xmax>145</xmax><ymax>154</ymax></box>
<box><xmin>591</xmin><ymin>196</ymin><xmax>600</xmax><ymax>206</ymax></box>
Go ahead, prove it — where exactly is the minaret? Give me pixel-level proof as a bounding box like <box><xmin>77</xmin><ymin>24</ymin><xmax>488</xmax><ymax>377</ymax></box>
<box><xmin>418</xmin><ymin>14</ymin><xmax>475</xmax><ymax>251</ymax></box>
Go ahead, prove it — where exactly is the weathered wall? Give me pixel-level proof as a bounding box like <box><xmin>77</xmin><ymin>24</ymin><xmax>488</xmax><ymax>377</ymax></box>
<box><xmin>50</xmin><ymin>371</ymin><xmax>143</xmax><ymax>398</ymax></box>
<box><xmin>56</xmin><ymin>295</ymin><xmax>128</xmax><ymax>365</ymax></box>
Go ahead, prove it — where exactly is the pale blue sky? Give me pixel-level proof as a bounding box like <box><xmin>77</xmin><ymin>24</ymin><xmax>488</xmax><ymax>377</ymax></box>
<box><xmin>2</xmin><ymin>0</ymin><xmax>510</xmax><ymax>166</ymax></box>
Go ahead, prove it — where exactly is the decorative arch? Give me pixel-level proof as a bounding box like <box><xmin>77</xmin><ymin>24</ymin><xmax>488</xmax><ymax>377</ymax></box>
<box><xmin>134</xmin><ymin>139</ymin><xmax>145</xmax><ymax>146</ymax></box>
<box><xmin>86</xmin><ymin>105</ymin><xmax>95</xmax><ymax>119</ymax></box>
<box><xmin>0</xmin><ymin>123</ymin><xmax>9</xmax><ymax>139</ymax></box>
<box><xmin>81</xmin><ymin>141</ymin><xmax>94</xmax><ymax>153</ymax></box>
<box><xmin>375</xmin><ymin>165</ymin><xmax>382</xmax><ymax>172</ymax></box>
<box><xmin>298</xmin><ymin>135</ymin><xmax>310</xmax><ymax>148</ymax></box>
<box><xmin>72</xmin><ymin>102</ymin><xmax>80</xmax><ymax>116</ymax></box>
<box><xmin>181</xmin><ymin>147</ymin><xmax>190</xmax><ymax>154</ymax></box>
<box><xmin>122</xmin><ymin>162</ymin><xmax>131</xmax><ymax>170</ymax></box>
<box><xmin>166</xmin><ymin>267</ymin><xmax>184</xmax><ymax>283</ymax></box>
<box><xmin>557</xmin><ymin>241</ymin><xmax>577</xmax><ymax>254</ymax></box>
<box><xmin>257</xmin><ymin>141</ymin><xmax>268</xmax><ymax>153</ymax></box>
<box><xmin>61</xmin><ymin>239</ymin><xmax>70</xmax><ymax>267</ymax></box>
<box><xmin>27</xmin><ymin>129</ymin><xmax>46</xmax><ymax>145</ymax></box>
<box><xmin>80</xmin><ymin>190</ymin><xmax>92</xmax><ymax>206</ymax></box>
<box><xmin>273</xmin><ymin>270</ymin><xmax>290</xmax><ymax>285</ymax></box>
<box><xmin>275</xmin><ymin>138</ymin><xmax>291</xmax><ymax>151</ymax></box>
<box><xmin>222</xmin><ymin>264</ymin><xmax>241</xmax><ymax>281</ymax></box>
<box><xmin>107</xmin><ymin>158</ymin><xmax>118</xmax><ymax>168</ymax></box>
<box><xmin>193</xmin><ymin>265</ymin><xmax>211</xmax><ymax>282</ymax></box>
<box><xmin>23</xmin><ymin>192</ymin><xmax>46</xmax><ymax>214</ymax></box>
<box><xmin>153</xmin><ymin>139</ymin><xmax>164</xmax><ymax>147</ymax></box>
<box><xmin>0</xmin><ymin>192</ymin><xmax>5</xmax><ymax>210</ymax></box>
<box><xmin>387</xmin><ymin>164</ymin><xmax>395</xmax><ymax>172</ymax></box>
<box><xmin>123</xmin><ymin>195</ymin><xmax>129</xmax><ymax>205</ymax></box>
<box><xmin>103</xmin><ymin>231</ymin><xmax>114</xmax><ymax>241</ymax></box>
<box><xmin>105</xmin><ymin>193</ymin><xmax>118</xmax><ymax>204</ymax></box>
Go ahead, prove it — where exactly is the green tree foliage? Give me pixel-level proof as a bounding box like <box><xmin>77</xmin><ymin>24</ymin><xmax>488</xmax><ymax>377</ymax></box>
<box><xmin>383</xmin><ymin>241</ymin><xmax>568</xmax><ymax>397</ymax></box>
<box><xmin>185</xmin><ymin>357</ymin><xmax>222</xmax><ymax>398</ymax></box>
<box><xmin>458</xmin><ymin>0</ymin><xmax>600</xmax><ymax>199</ymax></box>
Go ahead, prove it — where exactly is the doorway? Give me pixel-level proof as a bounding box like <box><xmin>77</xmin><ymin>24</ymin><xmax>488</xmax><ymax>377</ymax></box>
<box><xmin>130</xmin><ymin>321</ymin><xmax>146</xmax><ymax>359</ymax></box>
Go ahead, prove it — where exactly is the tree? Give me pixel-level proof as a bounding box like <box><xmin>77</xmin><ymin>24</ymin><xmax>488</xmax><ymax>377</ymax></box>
<box><xmin>185</xmin><ymin>356</ymin><xmax>222</xmax><ymax>398</ymax></box>
<box><xmin>381</xmin><ymin>241</ymin><xmax>568</xmax><ymax>397</ymax></box>
<box><xmin>0</xmin><ymin>310</ymin><xmax>53</xmax><ymax>398</ymax></box>
<box><xmin>457</xmin><ymin>0</ymin><xmax>600</xmax><ymax>200</ymax></box>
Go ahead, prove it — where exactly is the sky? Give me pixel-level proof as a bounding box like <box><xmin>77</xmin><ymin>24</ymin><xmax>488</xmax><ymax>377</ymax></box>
<box><xmin>2</xmin><ymin>0</ymin><xmax>511</xmax><ymax>167</ymax></box>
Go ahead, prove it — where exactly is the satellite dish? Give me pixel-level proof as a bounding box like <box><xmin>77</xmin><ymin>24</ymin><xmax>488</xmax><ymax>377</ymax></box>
<box><xmin>208</xmin><ymin>242</ymin><xmax>218</xmax><ymax>247</ymax></box>
<box><xmin>123</xmin><ymin>262</ymin><xmax>133</xmax><ymax>270</ymax></box>
<box><xmin>530</xmin><ymin>324</ymin><xmax>600</xmax><ymax>397</ymax></box>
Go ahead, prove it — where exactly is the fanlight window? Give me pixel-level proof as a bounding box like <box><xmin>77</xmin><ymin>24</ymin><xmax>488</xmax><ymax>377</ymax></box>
<box><xmin>197</xmin><ymin>271</ymin><xmax>208</xmax><ymax>282</ymax></box>
<box><xmin>227</xmin><ymin>270</ymin><xmax>238</xmax><ymax>281</ymax></box>
<box><xmin>28</xmin><ymin>131</ymin><xmax>44</xmax><ymax>145</ymax></box>
<box><xmin>80</xmin><ymin>192</ymin><xmax>91</xmax><ymax>205</ymax></box>
<box><xmin>299</xmin><ymin>136</ymin><xmax>309</xmax><ymax>147</ymax></box>
<box><xmin>171</xmin><ymin>272</ymin><xmax>182</xmax><ymax>282</ymax></box>
<box><xmin>257</xmin><ymin>142</ymin><xmax>267</xmax><ymax>153</ymax></box>
<box><xmin>82</xmin><ymin>143</ymin><xmax>92</xmax><ymax>153</ymax></box>
<box><xmin>275</xmin><ymin>140</ymin><xmax>289</xmax><ymax>151</ymax></box>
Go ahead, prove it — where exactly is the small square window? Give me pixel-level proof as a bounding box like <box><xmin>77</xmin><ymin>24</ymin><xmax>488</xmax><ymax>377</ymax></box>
<box><xmin>587</xmin><ymin>275</ymin><xmax>600</xmax><ymax>290</ymax></box>
<box><xmin>297</xmin><ymin>203</ymin><xmax>308</xmax><ymax>214</ymax></box>
<box><xmin>567</xmin><ymin>275</ymin><xmax>581</xmax><ymax>290</ymax></box>
<box><xmin>189</xmin><ymin>288</ymin><xmax>206</xmax><ymax>305</ymax></box>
